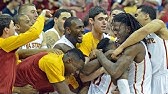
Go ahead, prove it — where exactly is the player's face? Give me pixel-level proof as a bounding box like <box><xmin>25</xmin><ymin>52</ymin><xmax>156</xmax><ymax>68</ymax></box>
<box><xmin>8</xmin><ymin>20</ymin><xmax>16</xmax><ymax>36</ymax></box>
<box><xmin>92</xmin><ymin>13</ymin><xmax>108</xmax><ymax>34</ymax></box>
<box><xmin>134</xmin><ymin>9</ymin><xmax>146</xmax><ymax>26</ymax></box>
<box><xmin>18</xmin><ymin>15</ymin><xmax>32</xmax><ymax>33</ymax></box>
<box><xmin>65</xmin><ymin>58</ymin><xmax>84</xmax><ymax>76</ymax></box>
<box><xmin>56</xmin><ymin>12</ymin><xmax>71</xmax><ymax>32</ymax></box>
<box><xmin>112</xmin><ymin>22</ymin><xmax>130</xmax><ymax>44</ymax></box>
<box><xmin>69</xmin><ymin>19</ymin><xmax>84</xmax><ymax>43</ymax></box>
<box><xmin>25</xmin><ymin>6</ymin><xmax>38</xmax><ymax>24</ymax></box>
<box><xmin>107</xmin><ymin>10</ymin><xmax>125</xmax><ymax>37</ymax></box>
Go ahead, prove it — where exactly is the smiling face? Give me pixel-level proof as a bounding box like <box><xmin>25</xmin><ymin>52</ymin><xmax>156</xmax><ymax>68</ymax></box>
<box><xmin>66</xmin><ymin>59</ymin><xmax>84</xmax><ymax>76</ymax></box>
<box><xmin>24</xmin><ymin>6</ymin><xmax>38</xmax><ymax>24</ymax></box>
<box><xmin>17</xmin><ymin>15</ymin><xmax>32</xmax><ymax>33</ymax></box>
<box><xmin>69</xmin><ymin>19</ymin><xmax>84</xmax><ymax>43</ymax></box>
<box><xmin>112</xmin><ymin>22</ymin><xmax>130</xmax><ymax>44</ymax></box>
<box><xmin>64</xmin><ymin>54</ymin><xmax>85</xmax><ymax>76</ymax></box>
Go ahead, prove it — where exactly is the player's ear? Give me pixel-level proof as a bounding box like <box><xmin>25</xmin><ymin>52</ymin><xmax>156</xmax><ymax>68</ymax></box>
<box><xmin>89</xmin><ymin>18</ymin><xmax>94</xmax><ymax>25</ymax></box>
<box><xmin>15</xmin><ymin>24</ymin><xmax>20</xmax><ymax>30</ymax></box>
<box><xmin>145</xmin><ymin>14</ymin><xmax>150</xmax><ymax>20</ymax></box>
<box><xmin>126</xmin><ymin>26</ymin><xmax>131</xmax><ymax>33</ymax></box>
<box><xmin>54</xmin><ymin>17</ymin><xmax>58</xmax><ymax>23</ymax></box>
<box><xmin>66</xmin><ymin>57</ymin><xmax>73</xmax><ymax>64</ymax></box>
<box><xmin>65</xmin><ymin>27</ymin><xmax>71</xmax><ymax>34</ymax></box>
<box><xmin>3</xmin><ymin>27</ymin><xmax>10</xmax><ymax>35</ymax></box>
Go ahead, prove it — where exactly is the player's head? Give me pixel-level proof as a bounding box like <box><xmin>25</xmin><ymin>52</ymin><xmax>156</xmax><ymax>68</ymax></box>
<box><xmin>63</xmin><ymin>48</ymin><xmax>85</xmax><ymax>76</ymax></box>
<box><xmin>64</xmin><ymin>17</ymin><xmax>84</xmax><ymax>44</ymax></box>
<box><xmin>134</xmin><ymin>5</ymin><xmax>156</xmax><ymax>26</ymax></box>
<box><xmin>111</xmin><ymin>13</ymin><xmax>142</xmax><ymax>44</ymax></box>
<box><xmin>0</xmin><ymin>14</ymin><xmax>15</xmax><ymax>37</ymax></box>
<box><xmin>54</xmin><ymin>9</ymin><xmax>72</xmax><ymax>32</ymax></box>
<box><xmin>18</xmin><ymin>4</ymin><xmax>38</xmax><ymax>24</ymax></box>
<box><xmin>97</xmin><ymin>38</ymin><xmax>116</xmax><ymax>53</ymax></box>
<box><xmin>13</xmin><ymin>14</ymin><xmax>32</xmax><ymax>33</ymax></box>
<box><xmin>107</xmin><ymin>7</ymin><xmax>125</xmax><ymax>37</ymax></box>
<box><xmin>89</xmin><ymin>6</ymin><xmax>108</xmax><ymax>34</ymax></box>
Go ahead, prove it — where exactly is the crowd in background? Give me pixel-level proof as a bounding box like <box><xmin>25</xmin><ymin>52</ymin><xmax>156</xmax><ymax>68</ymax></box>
<box><xmin>0</xmin><ymin>0</ymin><xmax>168</xmax><ymax>29</ymax></box>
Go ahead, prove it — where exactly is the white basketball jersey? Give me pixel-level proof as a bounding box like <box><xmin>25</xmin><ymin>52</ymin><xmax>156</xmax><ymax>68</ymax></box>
<box><xmin>145</xmin><ymin>33</ymin><xmax>168</xmax><ymax>75</ymax></box>
<box><xmin>21</xmin><ymin>32</ymin><xmax>43</xmax><ymax>49</ymax></box>
<box><xmin>54</xmin><ymin>35</ymin><xmax>75</xmax><ymax>48</ymax></box>
<box><xmin>88</xmin><ymin>74</ymin><xmax>116</xmax><ymax>94</ymax></box>
<box><xmin>128</xmin><ymin>41</ymin><xmax>152</xmax><ymax>94</ymax></box>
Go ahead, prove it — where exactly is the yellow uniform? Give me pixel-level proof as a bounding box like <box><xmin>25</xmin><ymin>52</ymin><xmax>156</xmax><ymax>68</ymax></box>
<box><xmin>15</xmin><ymin>52</ymin><xmax>65</xmax><ymax>93</ymax></box>
<box><xmin>78</xmin><ymin>32</ymin><xmax>100</xmax><ymax>56</ymax></box>
<box><xmin>0</xmin><ymin>15</ymin><xmax>45</xmax><ymax>93</ymax></box>
<box><xmin>39</xmin><ymin>53</ymin><xmax>65</xmax><ymax>83</ymax></box>
<box><xmin>0</xmin><ymin>16</ymin><xmax>45</xmax><ymax>52</ymax></box>
<box><xmin>78</xmin><ymin>32</ymin><xmax>116</xmax><ymax>56</ymax></box>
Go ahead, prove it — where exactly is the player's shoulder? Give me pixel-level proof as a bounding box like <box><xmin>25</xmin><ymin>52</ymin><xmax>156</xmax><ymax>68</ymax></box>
<box><xmin>152</xmin><ymin>19</ymin><xmax>165</xmax><ymax>25</ymax></box>
<box><xmin>124</xmin><ymin>42</ymin><xmax>145</xmax><ymax>54</ymax></box>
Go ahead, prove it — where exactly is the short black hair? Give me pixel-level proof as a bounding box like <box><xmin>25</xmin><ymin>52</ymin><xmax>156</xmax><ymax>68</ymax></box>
<box><xmin>89</xmin><ymin>6</ymin><xmax>107</xmax><ymax>19</ymax></box>
<box><xmin>97</xmin><ymin>38</ymin><xmax>111</xmax><ymax>53</ymax></box>
<box><xmin>54</xmin><ymin>9</ymin><xmax>72</xmax><ymax>18</ymax></box>
<box><xmin>66</xmin><ymin>48</ymin><xmax>85</xmax><ymax>62</ymax></box>
<box><xmin>138</xmin><ymin>5</ymin><xmax>156</xmax><ymax>20</ymax></box>
<box><xmin>0</xmin><ymin>14</ymin><xmax>13</xmax><ymax>36</ymax></box>
<box><xmin>83</xmin><ymin>14</ymin><xmax>89</xmax><ymax>27</ymax></box>
<box><xmin>64</xmin><ymin>17</ymin><xmax>80</xmax><ymax>29</ymax></box>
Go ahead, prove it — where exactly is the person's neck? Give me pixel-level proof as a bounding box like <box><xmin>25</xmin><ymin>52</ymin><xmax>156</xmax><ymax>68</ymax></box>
<box><xmin>65</xmin><ymin>34</ymin><xmax>76</xmax><ymax>47</ymax></box>
<box><xmin>1</xmin><ymin>34</ymin><xmax>10</xmax><ymax>38</ymax></box>
<box><xmin>54</xmin><ymin>24</ymin><xmax>63</xmax><ymax>37</ymax></box>
<box><xmin>92</xmin><ymin>29</ymin><xmax>103</xmax><ymax>40</ymax></box>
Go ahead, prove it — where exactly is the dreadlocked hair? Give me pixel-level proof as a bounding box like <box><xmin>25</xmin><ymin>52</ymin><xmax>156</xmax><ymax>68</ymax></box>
<box><xmin>112</xmin><ymin>13</ymin><xmax>147</xmax><ymax>43</ymax></box>
<box><xmin>112</xmin><ymin>13</ymin><xmax>142</xmax><ymax>34</ymax></box>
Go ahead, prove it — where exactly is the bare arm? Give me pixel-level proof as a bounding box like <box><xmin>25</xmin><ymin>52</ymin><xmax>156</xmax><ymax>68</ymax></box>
<box><xmin>81</xmin><ymin>49</ymin><xmax>117</xmax><ymax>75</ymax></box>
<box><xmin>96</xmin><ymin>43</ymin><xmax>143</xmax><ymax>79</ymax></box>
<box><xmin>13</xmin><ymin>85</ymin><xmax>37</xmax><ymax>94</ymax></box>
<box><xmin>17</xmin><ymin>49</ymin><xmax>63</xmax><ymax>59</ymax></box>
<box><xmin>52</xmin><ymin>81</ymin><xmax>75</xmax><ymax>94</ymax></box>
<box><xmin>54</xmin><ymin>44</ymin><xmax>72</xmax><ymax>53</ymax></box>
<box><xmin>41</xmin><ymin>32</ymin><xmax>48</xmax><ymax>48</ymax></box>
<box><xmin>113</xmin><ymin>19</ymin><xmax>168</xmax><ymax>56</ymax></box>
<box><xmin>81</xmin><ymin>59</ymin><xmax>101</xmax><ymax>75</ymax></box>
<box><xmin>80</xmin><ymin>67</ymin><xmax>105</xmax><ymax>82</ymax></box>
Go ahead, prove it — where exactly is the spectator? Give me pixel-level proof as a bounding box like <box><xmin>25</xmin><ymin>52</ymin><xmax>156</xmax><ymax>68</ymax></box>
<box><xmin>2</xmin><ymin>0</ymin><xmax>21</xmax><ymax>17</ymax></box>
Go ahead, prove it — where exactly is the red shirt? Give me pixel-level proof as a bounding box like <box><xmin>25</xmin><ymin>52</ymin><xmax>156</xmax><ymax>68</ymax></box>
<box><xmin>15</xmin><ymin>52</ymin><xmax>54</xmax><ymax>93</ymax></box>
<box><xmin>0</xmin><ymin>49</ymin><xmax>17</xmax><ymax>94</ymax></box>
